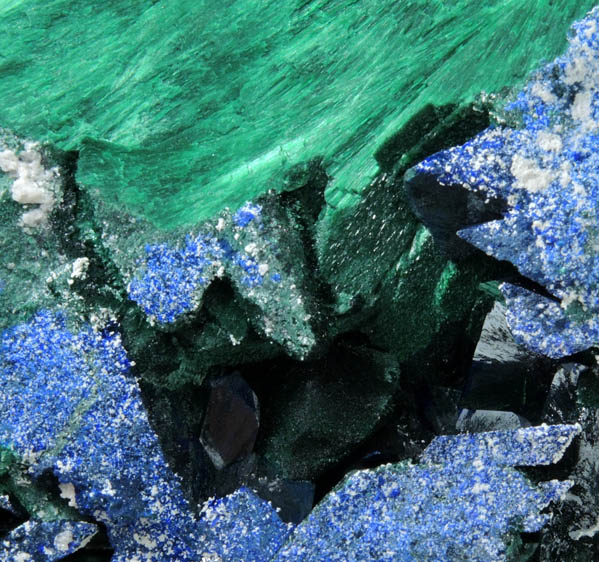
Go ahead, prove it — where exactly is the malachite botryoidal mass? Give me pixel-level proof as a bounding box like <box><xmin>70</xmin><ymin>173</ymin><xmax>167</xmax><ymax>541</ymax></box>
<box><xmin>3</xmin><ymin>2</ymin><xmax>599</xmax><ymax>561</ymax></box>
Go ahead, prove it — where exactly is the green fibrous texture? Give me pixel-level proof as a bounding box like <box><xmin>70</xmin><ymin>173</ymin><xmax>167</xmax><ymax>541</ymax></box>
<box><xmin>0</xmin><ymin>0</ymin><xmax>594</xmax><ymax>230</ymax></box>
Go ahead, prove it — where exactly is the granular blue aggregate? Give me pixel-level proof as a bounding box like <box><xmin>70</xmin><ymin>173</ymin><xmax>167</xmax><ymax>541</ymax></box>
<box><xmin>413</xmin><ymin>7</ymin><xmax>599</xmax><ymax>357</ymax></box>
<box><xmin>274</xmin><ymin>425</ymin><xmax>579</xmax><ymax>562</ymax></box>
<box><xmin>0</xmin><ymin>311</ymin><xmax>290</xmax><ymax>560</ymax></box>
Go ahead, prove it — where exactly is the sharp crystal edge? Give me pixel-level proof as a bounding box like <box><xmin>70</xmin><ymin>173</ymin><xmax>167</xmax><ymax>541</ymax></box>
<box><xmin>127</xmin><ymin>195</ymin><xmax>317</xmax><ymax>359</ymax></box>
<box><xmin>0</xmin><ymin>311</ymin><xmax>291</xmax><ymax>560</ymax></box>
<box><xmin>410</xmin><ymin>6</ymin><xmax>599</xmax><ymax>358</ymax></box>
<box><xmin>2</xmin><ymin>3</ymin><xmax>599</xmax><ymax>562</ymax></box>
<box><xmin>272</xmin><ymin>425</ymin><xmax>580</xmax><ymax>562</ymax></box>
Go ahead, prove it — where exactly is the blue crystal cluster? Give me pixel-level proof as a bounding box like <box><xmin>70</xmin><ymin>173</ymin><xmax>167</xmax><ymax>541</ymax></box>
<box><xmin>0</xmin><ymin>309</ymin><xmax>581</xmax><ymax>560</ymax></box>
<box><xmin>0</xmin><ymin>311</ymin><xmax>295</xmax><ymax>559</ymax></box>
<box><xmin>273</xmin><ymin>425</ymin><xmax>579</xmax><ymax>562</ymax></box>
<box><xmin>0</xmin><ymin>311</ymin><xmax>192</xmax><ymax>559</ymax></box>
<box><xmin>4</xmin><ymin>6</ymin><xmax>599</xmax><ymax>560</ymax></box>
<box><xmin>198</xmin><ymin>487</ymin><xmax>292</xmax><ymax>561</ymax></box>
<box><xmin>0</xmin><ymin>520</ymin><xmax>98</xmax><ymax>562</ymax></box>
<box><xmin>128</xmin><ymin>231</ymin><xmax>266</xmax><ymax>324</ymax></box>
<box><xmin>233</xmin><ymin>202</ymin><xmax>263</xmax><ymax>227</ymax></box>
<box><xmin>129</xmin><ymin>235</ymin><xmax>226</xmax><ymax>323</ymax></box>
<box><xmin>127</xmin><ymin>198</ymin><xmax>317</xmax><ymax>358</ymax></box>
<box><xmin>421</xmin><ymin>423</ymin><xmax>581</xmax><ymax>467</ymax></box>
<box><xmin>414</xmin><ymin>7</ymin><xmax>599</xmax><ymax>358</ymax></box>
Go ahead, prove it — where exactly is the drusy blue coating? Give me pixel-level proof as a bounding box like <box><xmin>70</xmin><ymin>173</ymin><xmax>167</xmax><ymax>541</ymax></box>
<box><xmin>233</xmin><ymin>202</ymin><xmax>263</xmax><ymax>227</ymax></box>
<box><xmin>0</xmin><ymin>311</ymin><xmax>292</xmax><ymax>560</ymax></box>
<box><xmin>198</xmin><ymin>487</ymin><xmax>293</xmax><ymax>561</ymax></box>
<box><xmin>4</xmin><ymin>4</ymin><xmax>599</xmax><ymax>560</ymax></box>
<box><xmin>422</xmin><ymin>423</ymin><xmax>581</xmax><ymax>467</ymax></box>
<box><xmin>127</xmin><ymin>202</ymin><xmax>276</xmax><ymax>323</ymax></box>
<box><xmin>413</xmin><ymin>7</ymin><xmax>599</xmax><ymax>358</ymax></box>
<box><xmin>127</xmin><ymin>199</ymin><xmax>318</xmax><ymax>358</ymax></box>
<box><xmin>274</xmin><ymin>425</ymin><xmax>578</xmax><ymax>562</ymax></box>
<box><xmin>0</xmin><ymin>311</ymin><xmax>191</xmax><ymax>559</ymax></box>
<box><xmin>1</xmin><ymin>310</ymin><xmax>580</xmax><ymax>559</ymax></box>
<box><xmin>501</xmin><ymin>283</ymin><xmax>599</xmax><ymax>360</ymax></box>
<box><xmin>0</xmin><ymin>520</ymin><xmax>98</xmax><ymax>561</ymax></box>
<box><xmin>128</xmin><ymin>236</ymin><xmax>227</xmax><ymax>323</ymax></box>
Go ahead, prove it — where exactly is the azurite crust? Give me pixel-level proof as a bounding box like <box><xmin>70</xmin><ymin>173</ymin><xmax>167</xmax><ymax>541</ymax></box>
<box><xmin>411</xmin><ymin>7</ymin><xmax>599</xmax><ymax>358</ymax></box>
<box><xmin>273</xmin><ymin>425</ymin><xmax>579</xmax><ymax>562</ymax></box>
<box><xmin>2</xmin><ymin>2</ymin><xmax>599</xmax><ymax>561</ymax></box>
<box><xmin>0</xmin><ymin>310</ymin><xmax>581</xmax><ymax>559</ymax></box>
<box><xmin>0</xmin><ymin>520</ymin><xmax>98</xmax><ymax>562</ymax></box>
<box><xmin>0</xmin><ymin>311</ymin><xmax>291</xmax><ymax>560</ymax></box>
<box><xmin>0</xmin><ymin>311</ymin><xmax>196</xmax><ymax>559</ymax></box>
<box><xmin>127</xmin><ymin>194</ymin><xmax>318</xmax><ymax>360</ymax></box>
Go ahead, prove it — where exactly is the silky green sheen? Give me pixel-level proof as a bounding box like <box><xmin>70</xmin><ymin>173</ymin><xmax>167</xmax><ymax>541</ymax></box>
<box><xmin>0</xmin><ymin>0</ymin><xmax>594</xmax><ymax>228</ymax></box>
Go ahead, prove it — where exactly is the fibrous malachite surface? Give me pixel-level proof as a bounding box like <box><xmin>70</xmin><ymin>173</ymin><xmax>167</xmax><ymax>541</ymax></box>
<box><xmin>0</xmin><ymin>1</ymin><xmax>594</xmax><ymax>228</ymax></box>
<box><xmin>5</xmin><ymin>2</ymin><xmax>599</xmax><ymax>561</ymax></box>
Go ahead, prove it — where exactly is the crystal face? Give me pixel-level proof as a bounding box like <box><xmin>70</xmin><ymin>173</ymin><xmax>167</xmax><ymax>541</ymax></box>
<box><xmin>3</xmin><ymin>3</ymin><xmax>599</xmax><ymax>561</ymax></box>
<box><xmin>411</xmin><ymin>9</ymin><xmax>599</xmax><ymax>357</ymax></box>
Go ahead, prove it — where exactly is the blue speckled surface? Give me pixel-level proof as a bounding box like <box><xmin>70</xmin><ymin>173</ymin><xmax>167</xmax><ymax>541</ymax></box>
<box><xmin>0</xmin><ymin>311</ymin><xmax>291</xmax><ymax>560</ymax></box>
<box><xmin>0</xmin><ymin>310</ymin><xmax>581</xmax><ymax>559</ymax></box>
<box><xmin>198</xmin><ymin>487</ymin><xmax>293</xmax><ymax>561</ymax></box>
<box><xmin>422</xmin><ymin>423</ymin><xmax>581</xmax><ymax>467</ymax></box>
<box><xmin>273</xmin><ymin>425</ymin><xmax>578</xmax><ymax>562</ymax></box>
<box><xmin>0</xmin><ymin>311</ymin><xmax>197</xmax><ymax>559</ymax></box>
<box><xmin>2</xmin><ymin>5</ymin><xmax>598</xmax><ymax>560</ymax></box>
<box><xmin>414</xmin><ymin>7</ymin><xmax>599</xmax><ymax>357</ymax></box>
<box><xmin>0</xmin><ymin>520</ymin><xmax>98</xmax><ymax>561</ymax></box>
<box><xmin>127</xmin><ymin>198</ymin><xmax>315</xmax><ymax>358</ymax></box>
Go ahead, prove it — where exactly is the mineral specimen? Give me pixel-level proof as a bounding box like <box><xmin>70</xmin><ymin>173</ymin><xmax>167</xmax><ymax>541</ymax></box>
<box><xmin>3</xmin><ymin>1</ymin><xmax>599</xmax><ymax>561</ymax></box>
<box><xmin>0</xmin><ymin>311</ymin><xmax>198</xmax><ymax>559</ymax></box>
<box><xmin>198</xmin><ymin>487</ymin><xmax>292</xmax><ymax>562</ymax></box>
<box><xmin>0</xmin><ymin>311</ymin><xmax>294</xmax><ymax>560</ymax></box>
<box><xmin>0</xmin><ymin>520</ymin><xmax>98</xmax><ymax>562</ymax></box>
<box><xmin>274</xmin><ymin>425</ymin><xmax>579</xmax><ymax>561</ymax></box>
<box><xmin>0</xmin><ymin>1</ymin><xmax>592</xmax><ymax>229</ymax></box>
<box><xmin>200</xmin><ymin>374</ymin><xmax>260</xmax><ymax>469</ymax></box>
<box><xmin>127</xmin><ymin>194</ymin><xmax>319</xmax><ymax>360</ymax></box>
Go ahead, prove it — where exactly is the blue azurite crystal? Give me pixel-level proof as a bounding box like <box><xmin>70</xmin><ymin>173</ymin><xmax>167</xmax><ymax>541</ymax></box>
<box><xmin>128</xmin><ymin>236</ymin><xmax>228</xmax><ymax>323</ymax></box>
<box><xmin>411</xmin><ymin>7</ymin><xmax>599</xmax><ymax>358</ymax></box>
<box><xmin>273</xmin><ymin>425</ymin><xmax>579</xmax><ymax>562</ymax></box>
<box><xmin>0</xmin><ymin>494</ymin><xmax>15</xmax><ymax>515</ymax></box>
<box><xmin>233</xmin><ymin>202</ymin><xmax>263</xmax><ymax>228</ymax></box>
<box><xmin>198</xmin><ymin>487</ymin><xmax>293</xmax><ymax>561</ymax></box>
<box><xmin>0</xmin><ymin>315</ymin><xmax>580</xmax><ymax>562</ymax></box>
<box><xmin>0</xmin><ymin>520</ymin><xmax>98</xmax><ymax>562</ymax></box>
<box><xmin>421</xmin><ymin>423</ymin><xmax>580</xmax><ymax>468</ymax></box>
<box><xmin>0</xmin><ymin>311</ymin><xmax>196</xmax><ymax>559</ymax></box>
<box><xmin>0</xmin><ymin>311</ymin><xmax>291</xmax><ymax>560</ymax></box>
<box><xmin>127</xmin><ymin>201</ymin><xmax>278</xmax><ymax>325</ymax></box>
<box><xmin>127</xmin><ymin>197</ymin><xmax>318</xmax><ymax>358</ymax></box>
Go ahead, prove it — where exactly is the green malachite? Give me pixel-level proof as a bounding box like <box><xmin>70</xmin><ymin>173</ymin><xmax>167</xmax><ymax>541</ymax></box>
<box><xmin>2</xmin><ymin>3</ymin><xmax>599</xmax><ymax>559</ymax></box>
<box><xmin>0</xmin><ymin>0</ymin><xmax>595</xmax><ymax>229</ymax></box>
